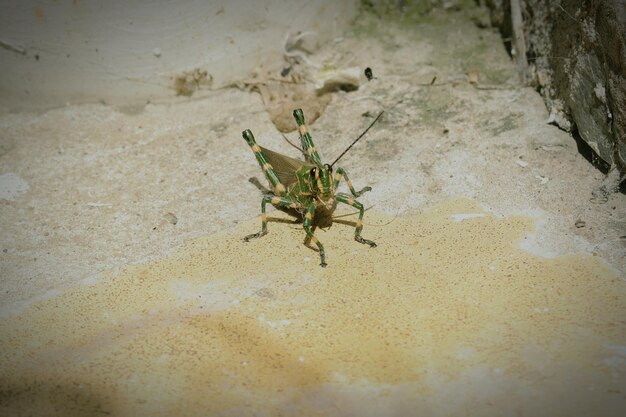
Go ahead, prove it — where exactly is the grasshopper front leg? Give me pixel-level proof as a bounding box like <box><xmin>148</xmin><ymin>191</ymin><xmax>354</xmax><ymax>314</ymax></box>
<box><xmin>336</xmin><ymin>192</ymin><xmax>377</xmax><ymax>248</ymax></box>
<box><xmin>303</xmin><ymin>203</ymin><xmax>327</xmax><ymax>267</ymax></box>
<box><xmin>333</xmin><ymin>167</ymin><xmax>372</xmax><ymax>198</ymax></box>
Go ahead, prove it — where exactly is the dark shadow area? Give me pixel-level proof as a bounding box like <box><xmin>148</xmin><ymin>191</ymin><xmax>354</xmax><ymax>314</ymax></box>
<box><xmin>266</xmin><ymin>216</ymin><xmax>301</xmax><ymax>225</ymax></box>
<box><xmin>572</xmin><ymin>128</ymin><xmax>611</xmax><ymax>174</ymax></box>
<box><xmin>248</xmin><ymin>177</ymin><xmax>271</xmax><ymax>194</ymax></box>
<box><xmin>0</xmin><ymin>378</ymin><xmax>112</xmax><ymax>417</ymax></box>
<box><xmin>186</xmin><ymin>311</ymin><xmax>332</xmax><ymax>395</ymax></box>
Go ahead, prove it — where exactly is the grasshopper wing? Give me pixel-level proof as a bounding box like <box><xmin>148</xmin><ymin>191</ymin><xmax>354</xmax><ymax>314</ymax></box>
<box><xmin>260</xmin><ymin>146</ymin><xmax>311</xmax><ymax>188</ymax></box>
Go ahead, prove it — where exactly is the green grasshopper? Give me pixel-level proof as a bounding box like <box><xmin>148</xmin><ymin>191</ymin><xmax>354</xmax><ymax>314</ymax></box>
<box><xmin>241</xmin><ymin>109</ymin><xmax>382</xmax><ymax>267</ymax></box>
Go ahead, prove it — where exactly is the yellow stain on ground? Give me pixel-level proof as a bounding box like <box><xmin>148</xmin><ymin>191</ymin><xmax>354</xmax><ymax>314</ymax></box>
<box><xmin>1</xmin><ymin>199</ymin><xmax>625</xmax><ymax>416</ymax></box>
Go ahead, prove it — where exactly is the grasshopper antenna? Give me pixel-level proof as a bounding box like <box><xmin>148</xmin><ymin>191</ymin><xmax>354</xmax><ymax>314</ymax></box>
<box><xmin>330</xmin><ymin>110</ymin><xmax>384</xmax><ymax>168</ymax></box>
<box><xmin>281</xmin><ymin>133</ymin><xmax>306</xmax><ymax>156</ymax></box>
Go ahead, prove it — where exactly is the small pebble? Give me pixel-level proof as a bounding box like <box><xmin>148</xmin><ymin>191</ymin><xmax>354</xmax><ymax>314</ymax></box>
<box><xmin>575</xmin><ymin>219</ymin><xmax>586</xmax><ymax>228</ymax></box>
<box><xmin>164</xmin><ymin>212</ymin><xmax>178</xmax><ymax>225</ymax></box>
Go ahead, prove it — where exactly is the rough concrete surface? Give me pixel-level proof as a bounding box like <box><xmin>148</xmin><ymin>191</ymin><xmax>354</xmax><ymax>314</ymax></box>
<box><xmin>1</xmin><ymin>4</ymin><xmax>625</xmax><ymax>417</ymax></box>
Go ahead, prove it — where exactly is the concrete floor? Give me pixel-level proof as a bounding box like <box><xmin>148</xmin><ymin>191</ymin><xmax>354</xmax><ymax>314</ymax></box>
<box><xmin>1</xmin><ymin>5</ymin><xmax>625</xmax><ymax>417</ymax></box>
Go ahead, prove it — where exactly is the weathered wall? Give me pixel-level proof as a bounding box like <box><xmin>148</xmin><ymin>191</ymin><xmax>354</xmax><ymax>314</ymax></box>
<box><xmin>487</xmin><ymin>0</ymin><xmax>626</xmax><ymax>175</ymax></box>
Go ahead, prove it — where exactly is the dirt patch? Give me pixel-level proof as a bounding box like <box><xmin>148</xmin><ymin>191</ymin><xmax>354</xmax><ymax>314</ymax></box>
<box><xmin>1</xmin><ymin>200</ymin><xmax>624</xmax><ymax>416</ymax></box>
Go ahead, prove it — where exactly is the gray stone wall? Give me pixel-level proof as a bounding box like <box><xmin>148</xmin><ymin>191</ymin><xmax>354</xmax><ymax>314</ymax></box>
<box><xmin>487</xmin><ymin>0</ymin><xmax>626</xmax><ymax>175</ymax></box>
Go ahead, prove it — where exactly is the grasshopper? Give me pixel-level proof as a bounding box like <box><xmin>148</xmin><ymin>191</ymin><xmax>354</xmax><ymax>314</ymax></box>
<box><xmin>241</xmin><ymin>109</ymin><xmax>382</xmax><ymax>267</ymax></box>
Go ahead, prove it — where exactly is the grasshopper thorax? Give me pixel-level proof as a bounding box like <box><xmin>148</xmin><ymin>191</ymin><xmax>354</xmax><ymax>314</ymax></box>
<box><xmin>309</xmin><ymin>164</ymin><xmax>335</xmax><ymax>207</ymax></box>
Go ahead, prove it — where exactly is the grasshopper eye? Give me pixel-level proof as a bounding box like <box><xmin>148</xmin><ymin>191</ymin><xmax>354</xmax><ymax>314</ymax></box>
<box><xmin>309</xmin><ymin>167</ymin><xmax>316</xmax><ymax>179</ymax></box>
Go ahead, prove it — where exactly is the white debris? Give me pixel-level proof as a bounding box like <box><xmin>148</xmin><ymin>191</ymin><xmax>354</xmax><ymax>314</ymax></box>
<box><xmin>594</xmin><ymin>83</ymin><xmax>606</xmax><ymax>104</ymax></box>
<box><xmin>535</xmin><ymin>175</ymin><xmax>549</xmax><ymax>184</ymax></box>
<box><xmin>515</xmin><ymin>159</ymin><xmax>529</xmax><ymax>168</ymax></box>
<box><xmin>258</xmin><ymin>314</ymin><xmax>291</xmax><ymax>329</ymax></box>
<box><xmin>450</xmin><ymin>213</ymin><xmax>486</xmax><ymax>222</ymax></box>
<box><xmin>546</xmin><ymin>106</ymin><xmax>572</xmax><ymax>130</ymax></box>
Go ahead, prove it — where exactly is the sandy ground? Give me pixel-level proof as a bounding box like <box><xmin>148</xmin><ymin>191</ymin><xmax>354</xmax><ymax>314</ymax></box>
<box><xmin>1</xmin><ymin>5</ymin><xmax>625</xmax><ymax>417</ymax></box>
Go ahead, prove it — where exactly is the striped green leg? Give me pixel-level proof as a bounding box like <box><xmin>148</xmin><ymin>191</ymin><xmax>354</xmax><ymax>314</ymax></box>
<box><xmin>333</xmin><ymin>167</ymin><xmax>372</xmax><ymax>197</ymax></box>
<box><xmin>303</xmin><ymin>203</ymin><xmax>327</xmax><ymax>267</ymax></box>
<box><xmin>335</xmin><ymin>192</ymin><xmax>377</xmax><ymax>248</ymax></box>
<box><xmin>244</xmin><ymin>195</ymin><xmax>300</xmax><ymax>241</ymax></box>
<box><xmin>292</xmin><ymin>109</ymin><xmax>324</xmax><ymax>166</ymax></box>
<box><xmin>242</xmin><ymin>129</ymin><xmax>296</xmax><ymax>241</ymax></box>
<box><xmin>242</xmin><ymin>129</ymin><xmax>288</xmax><ymax>197</ymax></box>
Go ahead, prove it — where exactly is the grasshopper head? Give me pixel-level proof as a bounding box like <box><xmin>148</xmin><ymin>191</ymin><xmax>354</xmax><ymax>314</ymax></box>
<box><xmin>309</xmin><ymin>164</ymin><xmax>335</xmax><ymax>208</ymax></box>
